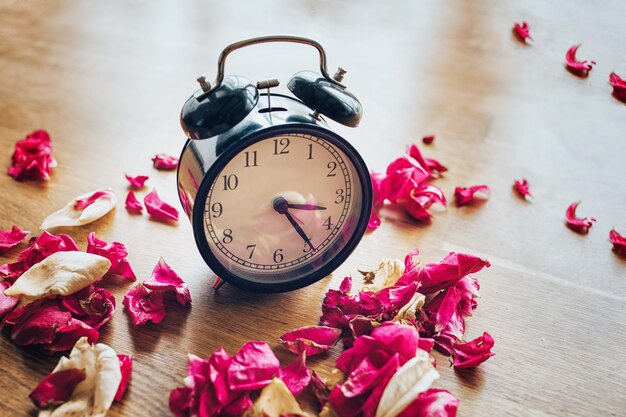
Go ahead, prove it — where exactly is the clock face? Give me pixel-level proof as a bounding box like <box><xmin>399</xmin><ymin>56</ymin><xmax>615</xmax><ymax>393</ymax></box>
<box><xmin>201</xmin><ymin>131</ymin><xmax>366</xmax><ymax>286</ymax></box>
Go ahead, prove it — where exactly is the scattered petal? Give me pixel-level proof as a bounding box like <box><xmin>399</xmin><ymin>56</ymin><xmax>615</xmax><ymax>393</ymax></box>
<box><xmin>422</xmin><ymin>135</ymin><xmax>435</xmax><ymax>144</ymax></box>
<box><xmin>115</xmin><ymin>354</ymin><xmax>132</xmax><ymax>401</ymax></box>
<box><xmin>0</xmin><ymin>281</ymin><xmax>19</xmax><ymax>319</ymax></box>
<box><xmin>451</xmin><ymin>332</ymin><xmax>495</xmax><ymax>368</ymax></box>
<box><xmin>152</xmin><ymin>153</ymin><xmax>179</xmax><ymax>170</ymax></box>
<box><xmin>124</xmin><ymin>174</ymin><xmax>149</xmax><ymax>189</ymax></box>
<box><xmin>29</xmin><ymin>368</ymin><xmax>86</xmax><ymax>409</ymax></box>
<box><xmin>565</xmin><ymin>201</ymin><xmax>596</xmax><ymax>234</ymax></box>
<box><xmin>227</xmin><ymin>341</ymin><xmax>281</xmax><ymax>391</ymax></box>
<box><xmin>143</xmin><ymin>257</ymin><xmax>191</xmax><ymax>305</ymax></box>
<box><xmin>41</xmin><ymin>189</ymin><xmax>117</xmax><ymax>229</ymax></box>
<box><xmin>4</xmin><ymin>252</ymin><xmax>111</xmax><ymax>300</ymax></box>
<box><xmin>281</xmin><ymin>351</ymin><xmax>311</xmax><ymax>395</ymax></box>
<box><xmin>405</xmin><ymin>184</ymin><xmax>447</xmax><ymax>222</ymax></box>
<box><xmin>122</xmin><ymin>283</ymin><xmax>165</xmax><ymax>326</ymax></box>
<box><xmin>60</xmin><ymin>286</ymin><xmax>116</xmax><ymax>330</ymax></box>
<box><xmin>514</xmin><ymin>178</ymin><xmax>532</xmax><ymax>200</ymax></box>
<box><xmin>279</xmin><ymin>326</ymin><xmax>342</xmax><ymax>356</ymax></box>
<box><xmin>8</xmin><ymin>130</ymin><xmax>56</xmax><ymax>181</ymax></box>
<box><xmin>609</xmin><ymin>229</ymin><xmax>626</xmax><ymax>257</ymax></box>
<box><xmin>609</xmin><ymin>72</ymin><xmax>626</xmax><ymax>103</ymax></box>
<box><xmin>125</xmin><ymin>191</ymin><xmax>143</xmax><ymax>213</ymax></box>
<box><xmin>87</xmin><ymin>232</ymin><xmax>136</xmax><ymax>280</ymax></box>
<box><xmin>513</xmin><ymin>21</ymin><xmax>532</xmax><ymax>42</ymax></box>
<box><xmin>454</xmin><ymin>185</ymin><xmax>491</xmax><ymax>207</ymax></box>
<box><xmin>0</xmin><ymin>225</ymin><xmax>30</xmax><ymax>249</ymax></box>
<box><xmin>144</xmin><ymin>189</ymin><xmax>179</xmax><ymax>222</ymax></box>
<box><xmin>565</xmin><ymin>45</ymin><xmax>596</xmax><ymax>77</ymax></box>
<box><xmin>395</xmin><ymin>388</ymin><xmax>459</xmax><ymax>417</ymax></box>
<box><xmin>244</xmin><ymin>378</ymin><xmax>311</xmax><ymax>417</ymax></box>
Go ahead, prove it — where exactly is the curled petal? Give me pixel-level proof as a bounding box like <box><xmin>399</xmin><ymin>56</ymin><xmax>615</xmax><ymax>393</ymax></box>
<box><xmin>0</xmin><ymin>225</ymin><xmax>30</xmax><ymax>250</ymax></box>
<box><xmin>454</xmin><ymin>185</ymin><xmax>491</xmax><ymax>207</ymax></box>
<box><xmin>514</xmin><ymin>178</ymin><xmax>532</xmax><ymax>200</ymax></box>
<box><xmin>122</xmin><ymin>283</ymin><xmax>165</xmax><ymax>326</ymax></box>
<box><xmin>8</xmin><ymin>130</ymin><xmax>56</xmax><ymax>181</ymax></box>
<box><xmin>125</xmin><ymin>191</ymin><xmax>143</xmax><ymax>213</ymax></box>
<box><xmin>143</xmin><ymin>257</ymin><xmax>191</xmax><ymax>305</ymax></box>
<box><xmin>29</xmin><ymin>368</ymin><xmax>87</xmax><ymax>408</ymax></box>
<box><xmin>115</xmin><ymin>354</ymin><xmax>133</xmax><ymax>401</ymax></box>
<box><xmin>609</xmin><ymin>229</ymin><xmax>626</xmax><ymax>257</ymax></box>
<box><xmin>451</xmin><ymin>332</ymin><xmax>495</xmax><ymax>369</ymax></box>
<box><xmin>245</xmin><ymin>378</ymin><xmax>311</xmax><ymax>417</ymax></box>
<box><xmin>227</xmin><ymin>341</ymin><xmax>280</xmax><ymax>391</ymax></box>
<box><xmin>0</xmin><ymin>281</ymin><xmax>19</xmax><ymax>319</ymax></box>
<box><xmin>405</xmin><ymin>184</ymin><xmax>446</xmax><ymax>222</ymax></box>
<box><xmin>124</xmin><ymin>174</ymin><xmax>149</xmax><ymax>189</ymax></box>
<box><xmin>87</xmin><ymin>232</ymin><xmax>136</xmax><ymax>280</ymax></box>
<box><xmin>395</xmin><ymin>388</ymin><xmax>459</xmax><ymax>417</ymax></box>
<box><xmin>60</xmin><ymin>286</ymin><xmax>116</xmax><ymax>330</ymax></box>
<box><xmin>422</xmin><ymin>135</ymin><xmax>435</xmax><ymax>144</ymax></box>
<box><xmin>281</xmin><ymin>351</ymin><xmax>311</xmax><ymax>395</ymax></box>
<box><xmin>609</xmin><ymin>72</ymin><xmax>626</xmax><ymax>103</ymax></box>
<box><xmin>513</xmin><ymin>21</ymin><xmax>532</xmax><ymax>42</ymax></box>
<box><xmin>41</xmin><ymin>189</ymin><xmax>117</xmax><ymax>229</ymax></box>
<box><xmin>565</xmin><ymin>45</ymin><xmax>596</xmax><ymax>77</ymax></box>
<box><xmin>279</xmin><ymin>326</ymin><xmax>342</xmax><ymax>356</ymax></box>
<box><xmin>565</xmin><ymin>201</ymin><xmax>596</xmax><ymax>234</ymax></box>
<box><xmin>144</xmin><ymin>190</ymin><xmax>179</xmax><ymax>222</ymax></box>
<box><xmin>152</xmin><ymin>153</ymin><xmax>179</xmax><ymax>170</ymax></box>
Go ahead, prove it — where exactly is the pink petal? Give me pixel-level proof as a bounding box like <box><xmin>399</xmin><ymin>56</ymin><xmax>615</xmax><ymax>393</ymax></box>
<box><xmin>7</xmin><ymin>130</ymin><xmax>56</xmax><ymax>181</ymax></box>
<box><xmin>367</xmin><ymin>208</ymin><xmax>382</xmax><ymax>231</ymax></box>
<box><xmin>565</xmin><ymin>45</ymin><xmax>596</xmax><ymax>77</ymax></box>
<box><xmin>454</xmin><ymin>185</ymin><xmax>491</xmax><ymax>207</ymax></box>
<box><xmin>395</xmin><ymin>388</ymin><xmax>459</xmax><ymax>417</ymax></box>
<box><xmin>514</xmin><ymin>178</ymin><xmax>532</xmax><ymax>199</ymax></box>
<box><xmin>44</xmin><ymin>318</ymin><xmax>100</xmax><ymax>353</ymax></box>
<box><xmin>125</xmin><ymin>174</ymin><xmax>149</xmax><ymax>189</ymax></box>
<box><xmin>565</xmin><ymin>201</ymin><xmax>596</xmax><ymax>234</ymax></box>
<box><xmin>422</xmin><ymin>135</ymin><xmax>435</xmax><ymax>144</ymax></box>
<box><xmin>125</xmin><ymin>191</ymin><xmax>143</xmax><ymax>213</ymax></box>
<box><xmin>0</xmin><ymin>225</ymin><xmax>30</xmax><ymax>250</ymax></box>
<box><xmin>144</xmin><ymin>189</ymin><xmax>179</xmax><ymax>222</ymax></box>
<box><xmin>60</xmin><ymin>286</ymin><xmax>116</xmax><ymax>330</ymax></box>
<box><xmin>451</xmin><ymin>332</ymin><xmax>495</xmax><ymax>368</ymax></box>
<box><xmin>0</xmin><ymin>281</ymin><xmax>19</xmax><ymax>319</ymax></box>
<box><xmin>115</xmin><ymin>354</ymin><xmax>133</xmax><ymax>401</ymax></box>
<box><xmin>405</xmin><ymin>184</ymin><xmax>446</xmax><ymax>222</ymax></box>
<box><xmin>143</xmin><ymin>257</ymin><xmax>191</xmax><ymax>305</ymax></box>
<box><xmin>310</xmin><ymin>371</ymin><xmax>331</xmax><ymax>407</ymax></box>
<box><xmin>281</xmin><ymin>351</ymin><xmax>311</xmax><ymax>395</ymax></box>
<box><xmin>278</xmin><ymin>326</ymin><xmax>342</xmax><ymax>356</ymax></box>
<box><xmin>87</xmin><ymin>232</ymin><xmax>137</xmax><ymax>280</ymax></box>
<box><xmin>513</xmin><ymin>21</ymin><xmax>532</xmax><ymax>42</ymax></box>
<box><xmin>152</xmin><ymin>153</ymin><xmax>179</xmax><ymax>170</ymax></box>
<box><xmin>122</xmin><ymin>283</ymin><xmax>166</xmax><ymax>326</ymax></box>
<box><xmin>609</xmin><ymin>229</ymin><xmax>626</xmax><ymax>257</ymax></box>
<box><xmin>74</xmin><ymin>189</ymin><xmax>116</xmax><ymax>211</ymax></box>
<box><xmin>227</xmin><ymin>341</ymin><xmax>280</xmax><ymax>391</ymax></box>
<box><xmin>609</xmin><ymin>72</ymin><xmax>626</xmax><ymax>103</ymax></box>
<box><xmin>29</xmin><ymin>368</ymin><xmax>86</xmax><ymax>408</ymax></box>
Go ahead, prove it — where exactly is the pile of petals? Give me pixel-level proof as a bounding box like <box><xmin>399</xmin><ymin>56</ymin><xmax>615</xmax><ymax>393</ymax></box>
<box><xmin>369</xmin><ymin>144</ymin><xmax>447</xmax><ymax>230</ymax></box>
<box><xmin>609</xmin><ymin>229</ymin><xmax>626</xmax><ymax>257</ymax></box>
<box><xmin>123</xmin><ymin>257</ymin><xmax>190</xmax><ymax>326</ymax></box>
<box><xmin>565</xmin><ymin>201</ymin><xmax>595</xmax><ymax>234</ymax></box>
<box><xmin>7</xmin><ymin>130</ymin><xmax>57</xmax><ymax>181</ymax></box>
<box><xmin>0</xmin><ymin>225</ymin><xmax>30</xmax><ymax>250</ymax></box>
<box><xmin>29</xmin><ymin>336</ymin><xmax>132</xmax><ymax>416</ymax></box>
<box><xmin>609</xmin><ymin>72</ymin><xmax>626</xmax><ymax>103</ymax></box>
<box><xmin>153</xmin><ymin>153</ymin><xmax>179</xmax><ymax>170</ymax></box>
<box><xmin>513</xmin><ymin>21</ymin><xmax>532</xmax><ymax>42</ymax></box>
<box><xmin>40</xmin><ymin>189</ymin><xmax>117</xmax><ymax>229</ymax></box>
<box><xmin>454</xmin><ymin>185</ymin><xmax>491</xmax><ymax>207</ymax></box>
<box><xmin>565</xmin><ymin>45</ymin><xmax>596</xmax><ymax>77</ymax></box>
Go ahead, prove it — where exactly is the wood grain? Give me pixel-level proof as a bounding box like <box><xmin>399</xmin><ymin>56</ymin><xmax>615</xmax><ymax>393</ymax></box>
<box><xmin>1</xmin><ymin>1</ymin><xmax>625</xmax><ymax>416</ymax></box>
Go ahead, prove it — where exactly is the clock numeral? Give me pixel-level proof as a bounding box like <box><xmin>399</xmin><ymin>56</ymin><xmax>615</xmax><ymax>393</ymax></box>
<box><xmin>327</xmin><ymin>161</ymin><xmax>337</xmax><ymax>177</ymax></box>
<box><xmin>303</xmin><ymin>241</ymin><xmax>314</xmax><ymax>253</ymax></box>
<box><xmin>211</xmin><ymin>202</ymin><xmax>223</xmax><ymax>218</ymax></box>
<box><xmin>222</xmin><ymin>174</ymin><xmax>238</xmax><ymax>191</ymax></box>
<box><xmin>335</xmin><ymin>189</ymin><xmax>345</xmax><ymax>204</ymax></box>
<box><xmin>246</xmin><ymin>244</ymin><xmax>256</xmax><ymax>259</ymax></box>
<box><xmin>273</xmin><ymin>138</ymin><xmax>290</xmax><ymax>155</ymax></box>
<box><xmin>273</xmin><ymin>248</ymin><xmax>284</xmax><ymax>263</ymax></box>
<box><xmin>222</xmin><ymin>229</ymin><xmax>233</xmax><ymax>244</ymax></box>
<box><xmin>244</xmin><ymin>150</ymin><xmax>258</xmax><ymax>167</ymax></box>
<box><xmin>323</xmin><ymin>216</ymin><xmax>334</xmax><ymax>230</ymax></box>
<box><xmin>307</xmin><ymin>144</ymin><xmax>313</xmax><ymax>160</ymax></box>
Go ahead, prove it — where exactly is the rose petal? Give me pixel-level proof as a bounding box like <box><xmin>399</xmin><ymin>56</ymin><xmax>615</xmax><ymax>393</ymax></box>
<box><xmin>609</xmin><ymin>72</ymin><xmax>626</xmax><ymax>103</ymax></box>
<box><xmin>41</xmin><ymin>189</ymin><xmax>117</xmax><ymax>229</ymax></box>
<box><xmin>122</xmin><ymin>283</ymin><xmax>165</xmax><ymax>326</ymax></box>
<box><xmin>405</xmin><ymin>184</ymin><xmax>446</xmax><ymax>222</ymax></box>
<box><xmin>609</xmin><ymin>229</ymin><xmax>626</xmax><ymax>257</ymax></box>
<box><xmin>124</xmin><ymin>174</ymin><xmax>149</xmax><ymax>189</ymax></box>
<box><xmin>87</xmin><ymin>232</ymin><xmax>137</xmax><ymax>280</ymax></box>
<box><xmin>451</xmin><ymin>331</ymin><xmax>495</xmax><ymax>368</ymax></box>
<box><xmin>144</xmin><ymin>189</ymin><xmax>179</xmax><ymax>222</ymax></box>
<box><xmin>565</xmin><ymin>44</ymin><xmax>596</xmax><ymax>77</ymax></box>
<box><xmin>60</xmin><ymin>286</ymin><xmax>116</xmax><ymax>330</ymax></box>
<box><xmin>152</xmin><ymin>153</ymin><xmax>179</xmax><ymax>170</ymax></box>
<box><xmin>7</xmin><ymin>130</ymin><xmax>56</xmax><ymax>181</ymax></box>
<box><xmin>279</xmin><ymin>326</ymin><xmax>342</xmax><ymax>356</ymax></box>
<box><xmin>115</xmin><ymin>354</ymin><xmax>132</xmax><ymax>401</ymax></box>
<box><xmin>565</xmin><ymin>201</ymin><xmax>596</xmax><ymax>234</ymax></box>
<box><xmin>281</xmin><ymin>351</ymin><xmax>311</xmax><ymax>395</ymax></box>
<box><xmin>454</xmin><ymin>185</ymin><xmax>490</xmax><ymax>207</ymax></box>
<box><xmin>125</xmin><ymin>191</ymin><xmax>143</xmax><ymax>213</ymax></box>
<box><xmin>0</xmin><ymin>281</ymin><xmax>19</xmax><ymax>319</ymax></box>
<box><xmin>244</xmin><ymin>378</ymin><xmax>310</xmax><ymax>417</ymax></box>
<box><xmin>514</xmin><ymin>178</ymin><xmax>532</xmax><ymax>199</ymax></box>
<box><xmin>395</xmin><ymin>388</ymin><xmax>459</xmax><ymax>417</ymax></box>
<box><xmin>422</xmin><ymin>135</ymin><xmax>435</xmax><ymax>144</ymax></box>
<box><xmin>143</xmin><ymin>257</ymin><xmax>191</xmax><ymax>305</ymax></box>
<box><xmin>29</xmin><ymin>368</ymin><xmax>87</xmax><ymax>408</ymax></box>
<box><xmin>0</xmin><ymin>225</ymin><xmax>30</xmax><ymax>249</ymax></box>
<box><xmin>513</xmin><ymin>21</ymin><xmax>532</xmax><ymax>42</ymax></box>
<box><xmin>227</xmin><ymin>341</ymin><xmax>281</xmax><ymax>391</ymax></box>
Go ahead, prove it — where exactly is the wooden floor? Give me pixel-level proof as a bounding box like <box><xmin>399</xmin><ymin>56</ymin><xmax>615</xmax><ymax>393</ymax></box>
<box><xmin>1</xmin><ymin>1</ymin><xmax>625</xmax><ymax>416</ymax></box>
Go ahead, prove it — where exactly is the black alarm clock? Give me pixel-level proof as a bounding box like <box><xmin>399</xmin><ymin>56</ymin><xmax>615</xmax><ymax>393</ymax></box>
<box><xmin>177</xmin><ymin>35</ymin><xmax>372</xmax><ymax>292</ymax></box>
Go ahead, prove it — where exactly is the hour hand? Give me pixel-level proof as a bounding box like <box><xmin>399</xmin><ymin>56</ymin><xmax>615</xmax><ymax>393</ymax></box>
<box><xmin>287</xmin><ymin>203</ymin><xmax>327</xmax><ymax>211</ymax></box>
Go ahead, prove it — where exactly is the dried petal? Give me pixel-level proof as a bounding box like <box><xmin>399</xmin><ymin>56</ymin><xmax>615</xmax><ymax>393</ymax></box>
<box><xmin>395</xmin><ymin>388</ymin><xmax>459</xmax><ymax>417</ymax></box>
<box><xmin>609</xmin><ymin>229</ymin><xmax>626</xmax><ymax>257</ymax></box>
<box><xmin>243</xmin><ymin>378</ymin><xmax>311</xmax><ymax>417</ymax></box>
<box><xmin>41</xmin><ymin>189</ymin><xmax>117</xmax><ymax>229</ymax></box>
<box><xmin>115</xmin><ymin>354</ymin><xmax>132</xmax><ymax>401</ymax></box>
<box><xmin>361</xmin><ymin>258</ymin><xmax>405</xmax><ymax>291</ymax></box>
<box><xmin>0</xmin><ymin>281</ymin><xmax>19</xmax><ymax>319</ymax></box>
<box><xmin>4</xmin><ymin>252</ymin><xmax>111</xmax><ymax>300</ymax></box>
<box><xmin>86</xmin><ymin>232</ymin><xmax>136</xmax><ymax>280</ymax></box>
<box><xmin>565</xmin><ymin>201</ymin><xmax>595</xmax><ymax>234</ymax></box>
<box><xmin>422</xmin><ymin>135</ymin><xmax>435</xmax><ymax>144</ymax></box>
<box><xmin>609</xmin><ymin>72</ymin><xmax>626</xmax><ymax>103</ymax></box>
<box><xmin>281</xmin><ymin>351</ymin><xmax>311</xmax><ymax>395</ymax></box>
<box><xmin>124</xmin><ymin>174</ymin><xmax>148</xmax><ymax>189</ymax></box>
<box><xmin>37</xmin><ymin>337</ymin><xmax>122</xmax><ymax>417</ymax></box>
<box><xmin>279</xmin><ymin>326</ymin><xmax>342</xmax><ymax>356</ymax></box>
<box><xmin>454</xmin><ymin>185</ymin><xmax>490</xmax><ymax>207</ymax></box>
<box><xmin>565</xmin><ymin>45</ymin><xmax>596</xmax><ymax>77</ymax></box>
<box><xmin>227</xmin><ymin>341</ymin><xmax>281</xmax><ymax>391</ymax></box>
<box><xmin>514</xmin><ymin>178</ymin><xmax>532</xmax><ymax>200</ymax></box>
<box><xmin>125</xmin><ymin>191</ymin><xmax>143</xmax><ymax>213</ymax></box>
<box><xmin>122</xmin><ymin>283</ymin><xmax>165</xmax><ymax>326</ymax></box>
<box><xmin>0</xmin><ymin>225</ymin><xmax>30</xmax><ymax>249</ymax></box>
<box><xmin>8</xmin><ymin>130</ymin><xmax>56</xmax><ymax>181</ymax></box>
<box><xmin>143</xmin><ymin>257</ymin><xmax>191</xmax><ymax>305</ymax></box>
<box><xmin>152</xmin><ymin>153</ymin><xmax>179</xmax><ymax>170</ymax></box>
<box><xmin>29</xmin><ymin>368</ymin><xmax>87</xmax><ymax>408</ymax></box>
<box><xmin>144</xmin><ymin>189</ymin><xmax>179</xmax><ymax>222</ymax></box>
<box><xmin>451</xmin><ymin>332</ymin><xmax>495</xmax><ymax>368</ymax></box>
<box><xmin>60</xmin><ymin>286</ymin><xmax>116</xmax><ymax>330</ymax></box>
<box><xmin>513</xmin><ymin>21</ymin><xmax>532</xmax><ymax>42</ymax></box>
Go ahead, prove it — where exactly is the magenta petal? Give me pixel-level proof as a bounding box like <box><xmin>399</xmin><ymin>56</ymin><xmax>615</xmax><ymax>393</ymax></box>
<box><xmin>0</xmin><ymin>281</ymin><xmax>19</xmax><ymax>319</ymax></box>
<box><xmin>565</xmin><ymin>44</ymin><xmax>596</xmax><ymax>77</ymax></box>
<box><xmin>227</xmin><ymin>341</ymin><xmax>280</xmax><ymax>391</ymax></box>
<box><xmin>396</xmin><ymin>388</ymin><xmax>459</xmax><ymax>417</ymax></box>
<box><xmin>565</xmin><ymin>201</ymin><xmax>596</xmax><ymax>234</ymax></box>
<box><xmin>29</xmin><ymin>368</ymin><xmax>86</xmax><ymax>408</ymax></box>
<box><xmin>144</xmin><ymin>190</ymin><xmax>179</xmax><ymax>222</ymax></box>
<box><xmin>9</xmin><ymin>299</ymin><xmax>72</xmax><ymax>346</ymax></box>
<box><xmin>514</xmin><ymin>178</ymin><xmax>533</xmax><ymax>199</ymax></box>
<box><xmin>513</xmin><ymin>21</ymin><xmax>532</xmax><ymax>42</ymax></box>
<box><xmin>405</xmin><ymin>184</ymin><xmax>447</xmax><ymax>222</ymax></box>
<box><xmin>452</xmin><ymin>332</ymin><xmax>495</xmax><ymax>368</ymax></box>
<box><xmin>60</xmin><ymin>287</ymin><xmax>116</xmax><ymax>330</ymax></box>
<box><xmin>143</xmin><ymin>257</ymin><xmax>191</xmax><ymax>305</ymax></box>
<box><xmin>422</xmin><ymin>135</ymin><xmax>435</xmax><ymax>144</ymax></box>
<box><xmin>115</xmin><ymin>354</ymin><xmax>133</xmax><ymax>401</ymax></box>
<box><xmin>281</xmin><ymin>351</ymin><xmax>311</xmax><ymax>395</ymax></box>
<box><xmin>8</xmin><ymin>130</ymin><xmax>56</xmax><ymax>181</ymax></box>
<box><xmin>87</xmin><ymin>232</ymin><xmax>137</xmax><ymax>280</ymax></box>
<box><xmin>609</xmin><ymin>72</ymin><xmax>626</xmax><ymax>103</ymax></box>
<box><xmin>454</xmin><ymin>185</ymin><xmax>491</xmax><ymax>207</ymax></box>
<box><xmin>279</xmin><ymin>325</ymin><xmax>342</xmax><ymax>356</ymax></box>
<box><xmin>0</xmin><ymin>225</ymin><xmax>30</xmax><ymax>249</ymax></box>
<box><xmin>47</xmin><ymin>319</ymin><xmax>99</xmax><ymax>352</ymax></box>
<box><xmin>125</xmin><ymin>174</ymin><xmax>149</xmax><ymax>189</ymax></box>
<box><xmin>122</xmin><ymin>283</ymin><xmax>166</xmax><ymax>326</ymax></box>
<box><xmin>152</xmin><ymin>153</ymin><xmax>179</xmax><ymax>170</ymax></box>
<box><xmin>125</xmin><ymin>191</ymin><xmax>143</xmax><ymax>213</ymax></box>
<box><xmin>610</xmin><ymin>229</ymin><xmax>626</xmax><ymax>257</ymax></box>
<box><xmin>74</xmin><ymin>189</ymin><xmax>116</xmax><ymax>210</ymax></box>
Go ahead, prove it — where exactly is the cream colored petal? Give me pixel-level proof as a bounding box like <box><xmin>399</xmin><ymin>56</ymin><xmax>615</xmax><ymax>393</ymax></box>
<box><xmin>243</xmin><ymin>378</ymin><xmax>312</xmax><ymax>417</ymax></box>
<box><xmin>375</xmin><ymin>350</ymin><xmax>440</xmax><ymax>417</ymax></box>
<box><xmin>4</xmin><ymin>252</ymin><xmax>111</xmax><ymax>299</ymax></box>
<box><xmin>39</xmin><ymin>337</ymin><xmax>122</xmax><ymax>417</ymax></box>
<box><xmin>361</xmin><ymin>258</ymin><xmax>405</xmax><ymax>292</ymax></box>
<box><xmin>41</xmin><ymin>190</ymin><xmax>117</xmax><ymax>229</ymax></box>
<box><xmin>393</xmin><ymin>292</ymin><xmax>426</xmax><ymax>322</ymax></box>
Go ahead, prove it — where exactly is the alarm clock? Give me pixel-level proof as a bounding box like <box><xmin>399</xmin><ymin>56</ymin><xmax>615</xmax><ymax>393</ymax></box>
<box><xmin>176</xmin><ymin>35</ymin><xmax>372</xmax><ymax>292</ymax></box>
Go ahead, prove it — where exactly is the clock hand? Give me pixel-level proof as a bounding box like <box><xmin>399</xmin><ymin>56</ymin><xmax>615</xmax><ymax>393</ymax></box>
<box><xmin>287</xmin><ymin>203</ymin><xmax>327</xmax><ymax>211</ymax></box>
<box><xmin>273</xmin><ymin>196</ymin><xmax>315</xmax><ymax>251</ymax></box>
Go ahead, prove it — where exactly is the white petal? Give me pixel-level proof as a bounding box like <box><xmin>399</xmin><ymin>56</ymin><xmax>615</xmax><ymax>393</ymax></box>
<box><xmin>4</xmin><ymin>252</ymin><xmax>110</xmax><ymax>299</ymax></box>
<box><xmin>243</xmin><ymin>378</ymin><xmax>312</xmax><ymax>417</ymax></box>
<box><xmin>362</xmin><ymin>258</ymin><xmax>405</xmax><ymax>291</ymax></box>
<box><xmin>39</xmin><ymin>337</ymin><xmax>122</xmax><ymax>417</ymax></box>
<box><xmin>375</xmin><ymin>350</ymin><xmax>440</xmax><ymax>417</ymax></box>
<box><xmin>394</xmin><ymin>292</ymin><xmax>426</xmax><ymax>322</ymax></box>
<box><xmin>41</xmin><ymin>190</ymin><xmax>117</xmax><ymax>229</ymax></box>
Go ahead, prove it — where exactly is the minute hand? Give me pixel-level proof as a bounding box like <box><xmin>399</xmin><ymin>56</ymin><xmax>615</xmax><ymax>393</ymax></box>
<box><xmin>283</xmin><ymin>211</ymin><xmax>315</xmax><ymax>251</ymax></box>
<box><xmin>287</xmin><ymin>203</ymin><xmax>327</xmax><ymax>211</ymax></box>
